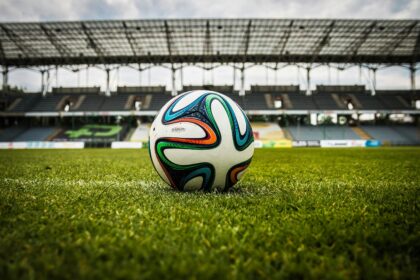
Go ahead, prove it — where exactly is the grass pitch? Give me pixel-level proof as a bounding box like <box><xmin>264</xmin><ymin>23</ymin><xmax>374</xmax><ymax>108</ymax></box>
<box><xmin>0</xmin><ymin>148</ymin><xmax>419</xmax><ymax>279</ymax></box>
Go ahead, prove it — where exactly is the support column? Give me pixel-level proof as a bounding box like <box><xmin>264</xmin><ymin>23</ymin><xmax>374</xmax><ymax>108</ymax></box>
<box><xmin>171</xmin><ymin>66</ymin><xmax>177</xmax><ymax>96</ymax></box>
<box><xmin>239</xmin><ymin>65</ymin><xmax>245</xmax><ymax>96</ymax></box>
<box><xmin>370</xmin><ymin>68</ymin><xmax>376</xmax><ymax>96</ymax></box>
<box><xmin>180</xmin><ymin>66</ymin><xmax>184</xmax><ymax>91</ymax></box>
<box><xmin>306</xmin><ymin>67</ymin><xmax>311</xmax><ymax>96</ymax></box>
<box><xmin>86</xmin><ymin>67</ymin><xmax>89</xmax><ymax>87</ymax></box>
<box><xmin>41</xmin><ymin>70</ymin><xmax>46</xmax><ymax>96</ymax></box>
<box><xmin>328</xmin><ymin>65</ymin><xmax>331</xmax><ymax>84</ymax></box>
<box><xmin>336</xmin><ymin>68</ymin><xmax>340</xmax><ymax>85</ymax></box>
<box><xmin>77</xmin><ymin>69</ymin><xmax>80</xmax><ymax>87</ymax></box>
<box><xmin>296</xmin><ymin>65</ymin><xmax>300</xmax><ymax>85</ymax></box>
<box><xmin>265</xmin><ymin>65</ymin><xmax>269</xmax><ymax>84</ymax></box>
<box><xmin>233</xmin><ymin>65</ymin><xmax>236</xmax><ymax>88</ymax></box>
<box><xmin>148</xmin><ymin>66</ymin><xmax>151</xmax><ymax>86</ymax></box>
<box><xmin>55</xmin><ymin>65</ymin><xmax>59</xmax><ymax>88</ymax></box>
<box><xmin>410</xmin><ymin>65</ymin><xmax>416</xmax><ymax>91</ymax></box>
<box><xmin>2</xmin><ymin>66</ymin><xmax>8</xmax><ymax>91</ymax></box>
<box><xmin>105</xmin><ymin>68</ymin><xmax>111</xmax><ymax>97</ymax></box>
<box><xmin>274</xmin><ymin>67</ymin><xmax>278</xmax><ymax>85</ymax></box>
<box><xmin>138</xmin><ymin>65</ymin><xmax>142</xmax><ymax>86</ymax></box>
<box><xmin>45</xmin><ymin>70</ymin><xmax>50</xmax><ymax>95</ymax></box>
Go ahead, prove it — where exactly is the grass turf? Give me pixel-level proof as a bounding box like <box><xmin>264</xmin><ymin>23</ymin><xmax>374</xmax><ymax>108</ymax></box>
<box><xmin>0</xmin><ymin>148</ymin><xmax>419</xmax><ymax>279</ymax></box>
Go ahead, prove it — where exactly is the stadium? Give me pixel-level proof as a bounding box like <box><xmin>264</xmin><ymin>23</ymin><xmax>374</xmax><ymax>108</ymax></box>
<box><xmin>1</xmin><ymin>19</ymin><xmax>420</xmax><ymax>147</ymax></box>
<box><xmin>0</xmin><ymin>5</ymin><xmax>419</xmax><ymax>280</ymax></box>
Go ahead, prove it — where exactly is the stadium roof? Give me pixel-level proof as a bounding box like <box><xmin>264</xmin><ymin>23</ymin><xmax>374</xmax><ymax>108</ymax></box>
<box><xmin>0</xmin><ymin>18</ymin><xmax>419</xmax><ymax>67</ymax></box>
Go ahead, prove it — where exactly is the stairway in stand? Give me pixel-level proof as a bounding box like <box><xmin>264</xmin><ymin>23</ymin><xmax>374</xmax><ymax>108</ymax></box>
<box><xmin>352</xmin><ymin>127</ymin><xmax>371</xmax><ymax>140</ymax></box>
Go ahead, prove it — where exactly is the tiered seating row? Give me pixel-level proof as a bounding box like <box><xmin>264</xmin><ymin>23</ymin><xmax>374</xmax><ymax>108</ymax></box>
<box><xmin>0</xmin><ymin>88</ymin><xmax>418</xmax><ymax>112</ymax></box>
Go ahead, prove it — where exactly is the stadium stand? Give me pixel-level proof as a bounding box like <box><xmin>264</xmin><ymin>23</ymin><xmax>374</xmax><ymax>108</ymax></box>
<box><xmin>361</xmin><ymin>126</ymin><xmax>419</xmax><ymax>145</ymax></box>
<box><xmin>116</xmin><ymin>86</ymin><xmax>171</xmax><ymax>111</ymax></box>
<box><xmin>0</xmin><ymin>85</ymin><xmax>419</xmax><ymax>146</ymax></box>
<box><xmin>0</xmin><ymin>94</ymin><xmax>16</xmax><ymax>111</ymax></box>
<box><xmin>53</xmin><ymin>124</ymin><xmax>129</xmax><ymax>143</ymax></box>
<box><xmin>6</xmin><ymin>94</ymin><xmax>40</xmax><ymax>112</ymax></box>
<box><xmin>100</xmin><ymin>94</ymin><xmax>131</xmax><ymax>111</ymax></box>
<box><xmin>149</xmin><ymin>93</ymin><xmax>172</xmax><ymax>111</ymax></box>
<box><xmin>285</xmin><ymin>94</ymin><xmax>317</xmax><ymax>110</ymax></box>
<box><xmin>251</xmin><ymin>122</ymin><xmax>289</xmax><ymax>140</ymax></box>
<box><xmin>13</xmin><ymin>127</ymin><xmax>57</xmax><ymax>141</ymax></box>
<box><xmin>375</xmin><ymin>91</ymin><xmax>413</xmax><ymax>110</ymax></box>
<box><xmin>1</xmin><ymin>87</ymin><xmax>419</xmax><ymax>114</ymax></box>
<box><xmin>313</xmin><ymin>86</ymin><xmax>349</xmax><ymax>110</ymax></box>
<box><xmin>182</xmin><ymin>85</ymin><xmax>234</xmax><ymax>95</ymax></box>
<box><xmin>244</xmin><ymin>94</ymin><xmax>269</xmax><ymax>110</ymax></box>
<box><xmin>52</xmin><ymin>87</ymin><xmax>101</xmax><ymax>95</ymax></box>
<box><xmin>287</xmin><ymin>126</ymin><xmax>325</xmax><ymax>141</ymax></box>
<box><xmin>0</xmin><ymin>127</ymin><xmax>26</xmax><ymax>141</ymax></box>
<box><xmin>31</xmin><ymin>95</ymin><xmax>65</xmax><ymax>112</ymax></box>
<box><xmin>350</xmin><ymin>94</ymin><xmax>386</xmax><ymax>110</ymax></box>
<box><xmin>50</xmin><ymin>87</ymin><xmax>103</xmax><ymax>112</ymax></box>
<box><xmin>391</xmin><ymin>126</ymin><xmax>420</xmax><ymax>144</ymax></box>
<box><xmin>312</xmin><ymin>92</ymin><xmax>345</xmax><ymax>110</ymax></box>
<box><xmin>129</xmin><ymin>124</ymin><xmax>151</xmax><ymax>142</ymax></box>
<box><xmin>286</xmin><ymin>126</ymin><xmax>362</xmax><ymax>141</ymax></box>
<box><xmin>250</xmin><ymin>85</ymin><xmax>300</xmax><ymax>110</ymax></box>
<box><xmin>75</xmin><ymin>95</ymin><xmax>105</xmax><ymax>112</ymax></box>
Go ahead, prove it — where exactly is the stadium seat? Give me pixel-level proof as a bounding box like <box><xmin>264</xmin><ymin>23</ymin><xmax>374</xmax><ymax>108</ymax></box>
<box><xmin>13</xmin><ymin>127</ymin><xmax>57</xmax><ymax>141</ymax></box>
<box><xmin>361</xmin><ymin>126</ymin><xmax>412</xmax><ymax>145</ymax></box>
<box><xmin>286</xmin><ymin>126</ymin><xmax>362</xmax><ymax>141</ymax></box>
<box><xmin>31</xmin><ymin>95</ymin><xmax>66</xmax><ymax>112</ymax></box>
<box><xmin>0</xmin><ymin>126</ymin><xmax>27</xmax><ymax>141</ymax></box>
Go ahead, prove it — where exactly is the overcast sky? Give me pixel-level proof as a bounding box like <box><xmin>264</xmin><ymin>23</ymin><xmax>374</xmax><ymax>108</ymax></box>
<box><xmin>0</xmin><ymin>0</ymin><xmax>419</xmax><ymax>92</ymax></box>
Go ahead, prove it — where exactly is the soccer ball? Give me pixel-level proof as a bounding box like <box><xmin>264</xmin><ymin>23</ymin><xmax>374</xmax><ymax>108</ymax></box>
<box><xmin>149</xmin><ymin>90</ymin><xmax>254</xmax><ymax>192</ymax></box>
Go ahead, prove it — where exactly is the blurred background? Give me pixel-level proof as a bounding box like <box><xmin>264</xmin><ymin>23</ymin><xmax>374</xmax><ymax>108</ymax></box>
<box><xmin>0</xmin><ymin>0</ymin><xmax>419</xmax><ymax>148</ymax></box>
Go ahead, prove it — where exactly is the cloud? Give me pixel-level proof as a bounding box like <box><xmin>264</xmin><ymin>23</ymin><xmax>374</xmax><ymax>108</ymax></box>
<box><xmin>1</xmin><ymin>0</ymin><xmax>419</xmax><ymax>21</ymax></box>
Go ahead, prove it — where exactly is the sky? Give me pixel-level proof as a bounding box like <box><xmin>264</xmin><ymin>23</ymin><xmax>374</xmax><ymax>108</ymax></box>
<box><xmin>0</xmin><ymin>0</ymin><xmax>419</xmax><ymax>92</ymax></box>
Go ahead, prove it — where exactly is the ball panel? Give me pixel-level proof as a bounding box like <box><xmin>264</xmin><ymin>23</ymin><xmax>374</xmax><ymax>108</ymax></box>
<box><xmin>184</xmin><ymin>176</ymin><xmax>203</xmax><ymax>191</ymax></box>
<box><xmin>172</xmin><ymin>90</ymin><xmax>206</xmax><ymax>112</ymax></box>
<box><xmin>155</xmin><ymin>121</ymin><xmax>207</xmax><ymax>140</ymax></box>
<box><xmin>224</xmin><ymin>95</ymin><xmax>248</xmax><ymax>136</ymax></box>
<box><xmin>225</xmin><ymin>158</ymin><xmax>253</xmax><ymax>190</ymax></box>
<box><xmin>205</xmin><ymin>93</ymin><xmax>254</xmax><ymax>151</ymax></box>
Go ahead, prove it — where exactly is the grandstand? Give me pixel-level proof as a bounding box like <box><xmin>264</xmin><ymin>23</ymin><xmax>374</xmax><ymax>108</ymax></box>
<box><xmin>1</xmin><ymin>85</ymin><xmax>419</xmax><ymax>146</ymax></box>
<box><xmin>0</xmin><ymin>18</ymin><xmax>419</xmax><ymax>147</ymax></box>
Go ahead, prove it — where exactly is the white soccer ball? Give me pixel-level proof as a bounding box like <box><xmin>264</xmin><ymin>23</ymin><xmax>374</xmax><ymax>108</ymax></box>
<box><xmin>149</xmin><ymin>90</ymin><xmax>254</xmax><ymax>192</ymax></box>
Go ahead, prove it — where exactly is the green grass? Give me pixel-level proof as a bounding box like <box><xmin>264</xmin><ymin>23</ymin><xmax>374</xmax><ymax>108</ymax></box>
<box><xmin>0</xmin><ymin>148</ymin><xmax>419</xmax><ymax>279</ymax></box>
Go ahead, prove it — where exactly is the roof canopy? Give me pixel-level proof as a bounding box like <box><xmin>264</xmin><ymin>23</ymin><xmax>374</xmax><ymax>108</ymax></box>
<box><xmin>0</xmin><ymin>18</ymin><xmax>419</xmax><ymax>67</ymax></box>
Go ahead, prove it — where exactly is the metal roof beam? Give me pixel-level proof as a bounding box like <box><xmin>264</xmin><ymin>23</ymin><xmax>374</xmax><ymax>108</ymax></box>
<box><xmin>0</xmin><ymin>24</ymin><xmax>40</xmax><ymax>58</ymax></box>
<box><xmin>414</xmin><ymin>27</ymin><xmax>420</xmax><ymax>63</ymax></box>
<box><xmin>203</xmin><ymin>20</ymin><xmax>213</xmax><ymax>56</ymax></box>
<box><xmin>272</xmin><ymin>20</ymin><xmax>293</xmax><ymax>56</ymax></box>
<box><xmin>343</xmin><ymin>22</ymin><xmax>376</xmax><ymax>61</ymax></box>
<box><xmin>310</xmin><ymin>21</ymin><xmax>335</xmax><ymax>64</ymax></box>
<box><xmin>81</xmin><ymin>23</ymin><xmax>105</xmax><ymax>58</ymax></box>
<box><xmin>0</xmin><ymin>37</ymin><xmax>5</xmax><ymax>64</ymax></box>
<box><xmin>0</xmin><ymin>53</ymin><xmax>416</xmax><ymax>66</ymax></box>
<box><xmin>380</xmin><ymin>21</ymin><xmax>417</xmax><ymax>56</ymax></box>
<box><xmin>164</xmin><ymin>21</ymin><xmax>172</xmax><ymax>58</ymax></box>
<box><xmin>123</xmin><ymin>21</ymin><xmax>138</xmax><ymax>57</ymax></box>
<box><xmin>40</xmin><ymin>24</ymin><xmax>73</xmax><ymax>58</ymax></box>
<box><xmin>242</xmin><ymin>20</ymin><xmax>252</xmax><ymax>59</ymax></box>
